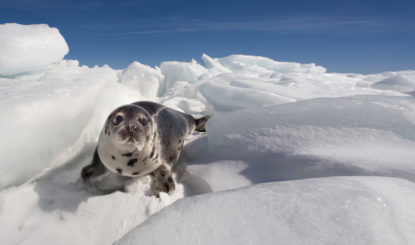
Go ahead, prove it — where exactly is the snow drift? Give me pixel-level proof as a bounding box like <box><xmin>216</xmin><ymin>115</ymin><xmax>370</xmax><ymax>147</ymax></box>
<box><xmin>119</xmin><ymin>177</ymin><xmax>415</xmax><ymax>245</ymax></box>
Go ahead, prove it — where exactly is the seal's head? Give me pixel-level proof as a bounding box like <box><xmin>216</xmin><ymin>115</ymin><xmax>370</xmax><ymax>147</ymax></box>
<box><xmin>103</xmin><ymin>104</ymin><xmax>154</xmax><ymax>151</ymax></box>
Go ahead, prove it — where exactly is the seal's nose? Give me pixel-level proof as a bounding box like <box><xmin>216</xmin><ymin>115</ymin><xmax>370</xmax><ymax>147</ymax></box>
<box><xmin>127</xmin><ymin>123</ymin><xmax>138</xmax><ymax>133</ymax></box>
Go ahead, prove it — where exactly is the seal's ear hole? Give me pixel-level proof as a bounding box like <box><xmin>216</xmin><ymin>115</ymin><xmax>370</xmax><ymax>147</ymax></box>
<box><xmin>138</xmin><ymin>118</ymin><xmax>148</xmax><ymax>127</ymax></box>
<box><xmin>113</xmin><ymin>115</ymin><xmax>124</xmax><ymax>125</ymax></box>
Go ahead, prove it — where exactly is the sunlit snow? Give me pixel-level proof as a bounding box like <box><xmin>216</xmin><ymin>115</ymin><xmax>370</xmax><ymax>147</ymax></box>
<box><xmin>1</xmin><ymin>23</ymin><xmax>415</xmax><ymax>245</ymax></box>
<box><xmin>0</xmin><ymin>23</ymin><xmax>69</xmax><ymax>76</ymax></box>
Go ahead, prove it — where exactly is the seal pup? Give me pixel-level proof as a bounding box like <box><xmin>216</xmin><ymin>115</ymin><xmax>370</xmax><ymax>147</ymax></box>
<box><xmin>81</xmin><ymin>101</ymin><xmax>210</xmax><ymax>196</ymax></box>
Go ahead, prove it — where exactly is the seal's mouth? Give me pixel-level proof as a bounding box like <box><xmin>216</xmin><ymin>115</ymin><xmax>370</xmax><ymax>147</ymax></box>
<box><xmin>117</xmin><ymin>126</ymin><xmax>144</xmax><ymax>144</ymax></box>
<box><xmin>126</xmin><ymin>135</ymin><xmax>140</xmax><ymax>144</ymax></box>
<box><xmin>120</xmin><ymin>132</ymin><xmax>142</xmax><ymax>143</ymax></box>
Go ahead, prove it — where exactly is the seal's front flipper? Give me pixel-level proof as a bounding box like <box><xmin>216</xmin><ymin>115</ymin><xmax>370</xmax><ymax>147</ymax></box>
<box><xmin>81</xmin><ymin>148</ymin><xmax>106</xmax><ymax>181</ymax></box>
<box><xmin>151</xmin><ymin>164</ymin><xmax>175</xmax><ymax>197</ymax></box>
<box><xmin>194</xmin><ymin>115</ymin><xmax>211</xmax><ymax>132</ymax></box>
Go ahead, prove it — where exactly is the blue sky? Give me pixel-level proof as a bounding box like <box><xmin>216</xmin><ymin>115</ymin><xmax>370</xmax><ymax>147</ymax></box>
<box><xmin>1</xmin><ymin>0</ymin><xmax>414</xmax><ymax>73</ymax></box>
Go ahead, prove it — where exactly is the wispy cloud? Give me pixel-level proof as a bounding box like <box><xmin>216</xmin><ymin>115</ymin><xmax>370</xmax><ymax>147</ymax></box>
<box><xmin>119</xmin><ymin>17</ymin><xmax>388</xmax><ymax>35</ymax></box>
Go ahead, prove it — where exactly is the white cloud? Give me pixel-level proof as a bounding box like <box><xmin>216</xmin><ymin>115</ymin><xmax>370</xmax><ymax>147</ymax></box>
<box><xmin>121</xmin><ymin>16</ymin><xmax>386</xmax><ymax>35</ymax></box>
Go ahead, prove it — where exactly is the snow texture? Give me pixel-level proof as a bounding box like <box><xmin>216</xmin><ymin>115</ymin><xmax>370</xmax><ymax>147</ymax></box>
<box><xmin>119</xmin><ymin>177</ymin><xmax>415</xmax><ymax>245</ymax></box>
<box><xmin>1</xmin><ymin>23</ymin><xmax>415</xmax><ymax>245</ymax></box>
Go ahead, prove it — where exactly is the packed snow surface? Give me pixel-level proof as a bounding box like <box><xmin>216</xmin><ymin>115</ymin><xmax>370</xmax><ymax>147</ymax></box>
<box><xmin>119</xmin><ymin>177</ymin><xmax>415</xmax><ymax>245</ymax></box>
<box><xmin>0</xmin><ymin>23</ymin><xmax>68</xmax><ymax>76</ymax></box>
<box><xmin>1</xmin><ymin>24</ymin><xmax>415</xmax><ymax>245</ymax></box>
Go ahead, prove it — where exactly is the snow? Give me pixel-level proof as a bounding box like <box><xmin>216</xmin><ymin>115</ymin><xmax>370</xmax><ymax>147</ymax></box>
<box><xmin>118</xmin><ymin>177</ymin><xmax>415</xmax><ymax>245</ymax></box>
<box><xmin>0</xmin><ymin>23</ymin><xmax>69</xmax><ymax>76</ymax></box>
<box><xmin>372</xmin><ymin>75</ymin><xmax>415</xmax><ymax>92</ymax></box>
<box><xmin>1</xmin><ymin>23</ymin><xmax>415</xmax><ymax>245</ymax></box>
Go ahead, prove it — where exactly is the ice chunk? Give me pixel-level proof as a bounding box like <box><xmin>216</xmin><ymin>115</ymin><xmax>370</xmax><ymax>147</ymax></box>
<box><xmin>201</xmin><ymin>54</ymin><xmax>232</xmax><ymax>75</ymax></box>
<box><xmin>118</xmin><ymin>177</ymin><xmax>415</xmax><ymax>245</ymax></box>
<box><xmin>159</xmin><ymin>61</ymin><xmax>208</xmax><ymax>95</ymax></box>
<box><xmin>0</xmin><ymin>61</ymin><xmax>141</xmax><ymax>189</ymax></box>
<box><xmin>119</xmin><ymin>61</ymin><xmax>163</xmax><ymax>99</ymax></box>
<box><xmin>195</xmin><ymin>54</ymin><xmax>401</xmax><ymax>112</ymax></box>
<box><xmin>215</xmin><ymin>54</ymin><xmax>327</xmax><ymax>74</ymax></box>
<box><xmin>0</xmin><ymin>23</ymin><xmax>69</xmax><ymax>76</ymax></box>
<box><xmin>199</xmin><ymin>79</ymin><xmax>295</xmax><ymax>110</ymax></box>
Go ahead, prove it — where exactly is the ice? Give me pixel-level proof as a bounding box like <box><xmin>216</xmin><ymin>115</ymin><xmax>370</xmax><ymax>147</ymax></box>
<box><xmin>0</xmin><ymin>61</ymin><xmax>141</xmax><ymax>189</ymax></box>
<box><xmin>214</xmin><ymin>54</ymin><xmax>327</xmax><ymax>74</ymax></box>
<box><xmin>198</xmin><ymin>78</ymin><xmax>296</xmax><ymax>110</ymax></box>
<box><xmin>159</xmin><ymin>60</ymin><xmax>208</xmax><ymax>95</ymax></box>
<box><xmin>119</xmin><ymin>61</ymin><xmax>163</xmax><ymax>99</ymax></box>
<box><xmin>2</xmin><ymin>26</ymin><xmax>415</xmax><ymax>244</ymax></box>
<box><xmin>0</xmin><ymin>23</ymin><xmax>69</xmax><ymax>76</ymax></box>
<box><xmin>201</xmin><ymin>54</ymin><xmax>232</xmax><ymax>75</ymax></box>
<box><xmin>195</xmin><ymin>55</ymin><xmax>403</xmax><ymax>112</ymax></box>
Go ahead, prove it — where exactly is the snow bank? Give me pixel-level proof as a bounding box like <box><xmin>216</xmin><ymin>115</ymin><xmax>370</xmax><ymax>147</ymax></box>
<box><xmin>0</xmin><ymin>23</ymin><xmax>69</xmax><ymax>76</ymax></box>
<box><xmin>0</xmin><ymin>61</ymin><xmax>142</xmax><ymax>189</ymax></box>
<box><xmin>118</xmin><ymin>177</ymin><xmax>415</xmax><ymax>245</ymax></box>
<box><xmin>202</xmin><ymin>95</ymin><xmax>415</xmax><ymax>186</ymax></box>
<box><xmin>208</xmin><ymin>95</ymin><xmax>415</xmax><ymax>145</ymax></box>
<box><xmin>372</xmin><ymin>75</ymin><xmax>415</xmax><ymax>92</ymax></box>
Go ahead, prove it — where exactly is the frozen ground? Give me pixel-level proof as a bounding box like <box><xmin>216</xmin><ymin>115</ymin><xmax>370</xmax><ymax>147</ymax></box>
<box><xmin>1</xmin><ymin>24</ymin><xmax>415</xmax><ymax>244</ymax></box>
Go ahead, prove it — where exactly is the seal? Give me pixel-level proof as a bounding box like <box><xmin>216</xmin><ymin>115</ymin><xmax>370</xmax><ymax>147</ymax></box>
<box><xmin>81</xmin><ymin>101</ymin><xmax>210</xmax><ymax>196</ymax></box>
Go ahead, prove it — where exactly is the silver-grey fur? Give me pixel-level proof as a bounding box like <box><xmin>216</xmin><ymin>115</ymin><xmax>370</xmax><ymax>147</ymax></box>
<box><xmin>81</xmin><ymin>101</ymin><xmax>210</xmax><ymax>196</ymax></box>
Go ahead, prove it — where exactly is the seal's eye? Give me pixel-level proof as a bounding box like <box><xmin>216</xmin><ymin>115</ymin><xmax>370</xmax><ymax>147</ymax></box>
<box><xmin>138</xmin><ymin>118</ymin><xmax>148</xmax><ymax>126</ymax></box>
<box><xmin>113</xmin><ymin>115</ymin><xmax>124</xmax><ymax>125</ymax></box>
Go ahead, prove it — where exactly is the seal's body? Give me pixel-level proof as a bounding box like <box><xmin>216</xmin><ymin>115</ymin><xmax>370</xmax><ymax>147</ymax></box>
<box><xmin>81</xmin><ymin>101</ymin><xmax>210</xmax><ymax>196</ymax></box>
